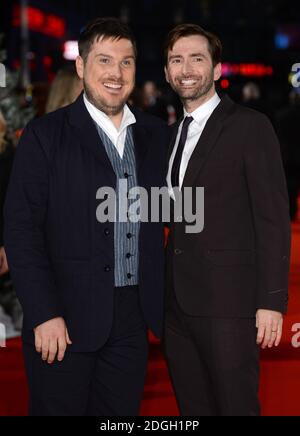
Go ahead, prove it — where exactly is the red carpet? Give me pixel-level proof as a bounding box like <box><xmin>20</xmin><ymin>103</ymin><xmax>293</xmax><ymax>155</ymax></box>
<box><xmin>1</xmin><ymin>214</ymin><xmax>300</xmax><ymax>416</ymax></box>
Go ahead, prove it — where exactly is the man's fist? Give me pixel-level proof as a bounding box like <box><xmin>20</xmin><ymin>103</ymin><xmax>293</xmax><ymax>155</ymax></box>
<box><xmin>256</xmin><ymin>309</ymin><xmax>283</xmax><ymax>349</ymax></box>
<box><xmin>34</xmin><ymin>317</ymin><xmax>72</xmax><ymax>364</ymax></box>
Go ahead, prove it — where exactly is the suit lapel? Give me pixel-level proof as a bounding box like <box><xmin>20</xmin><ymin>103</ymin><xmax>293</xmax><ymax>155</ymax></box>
<box><xmin>131</xmin><ymin>109</ymin><xmax>154</xmax><ymax>183</ymax></box>
<box><xmin>68</xmin><ymin>97</ymin><xmax>155</xmax><ymax>186</ymax></box>
<box><xmin>67</xmin><ymin>93</ymin><xmax>116</xmax><ymax>184</ymax></box>
<box><xmin>183</xmin><ymin>95</ymin><xmax>236</xmax><ymax>188</ymax></box>
<box><xmin>131</xmin><ymin>123</ymin><xmax>150</xmax><ymax>171</ymax></box>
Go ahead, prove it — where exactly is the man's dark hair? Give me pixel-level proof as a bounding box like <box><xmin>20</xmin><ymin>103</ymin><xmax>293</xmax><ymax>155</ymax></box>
<box><xmin>164</xmin><ymin>23</ymin><xmax>222</xmax><ymax>67</ymax></box>
<box><xmin>78</xmin><ymin>17</ymin><xmax>137</xmax><ymax>63</ymax></box>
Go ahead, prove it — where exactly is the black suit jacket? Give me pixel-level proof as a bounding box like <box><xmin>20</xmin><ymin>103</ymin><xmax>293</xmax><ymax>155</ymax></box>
<box><xmin>4</xmin><ymin>94</ymin><xmax>169</xmax><ymax>351</ymax></box>
<box><xmin>166</xmin><ymin>94</ymin><xmax>291</xmax><ymax>318</ymax></box>
<box><xmin>0</xmin><ymin>145</ymin><xmax>14</xmax><ymax>247</ymax></box>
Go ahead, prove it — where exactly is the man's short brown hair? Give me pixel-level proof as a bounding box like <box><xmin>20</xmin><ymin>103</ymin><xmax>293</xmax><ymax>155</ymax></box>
<box><xmin>164</xmin><ymin>23</ymin><xmax>222</xmax><ymax>66</ymax></box>
<box><xmin>78</xmin><ymin>17</ymin><xmax>137</xmax><ymax>63</ymax></box>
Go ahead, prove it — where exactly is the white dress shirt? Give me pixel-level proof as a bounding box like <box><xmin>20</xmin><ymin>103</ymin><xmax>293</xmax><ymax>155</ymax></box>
<box><xmin>167</xmin><ymin>93</ymin><xmax>221</xmax><ymax>197</ymax></box>
<box><xmin>83</xmin><ymin>93</ymin><xmax>136</xmax><ymax>159</ymax></box>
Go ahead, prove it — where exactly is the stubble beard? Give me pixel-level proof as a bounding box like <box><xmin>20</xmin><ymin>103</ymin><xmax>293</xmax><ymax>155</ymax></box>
<box><xmin>84</xmin><ymin>79</ymin><xmax>129</xmax><ymax>116</ymax></box>
<box><xmin>175</xmin><ymin>70</ymin><xmax>215</xmax><ymax>105</ymax></box>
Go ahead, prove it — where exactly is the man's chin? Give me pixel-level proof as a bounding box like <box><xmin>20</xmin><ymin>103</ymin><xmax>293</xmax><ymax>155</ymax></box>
<box><xmin>180</xmin><ymin>87</ymin><xmax>213</xmax><ymax>102</ymax></box>
<box><xmin>180</xmin><ymin>92</ymin><xmax>200</xmax><ymax>101</ymax></box>
<box><xmin>95</xmin><ymin>98</ymin><xmax>126</xmax><ymax>116</ymax></box>
<box><xmin>102</xmin><ymin>103</ymin><xmax>125</xmax><ymax>116</ymax></box>
<box><xmin>174</xmin><ymin>87</ymin><xmax>199</xmax><ymax>99</ymax></box>
<box><xmin>106</xmin><ymin>108</ymin><xmax>124</xmax><ymax>116</ymax></box>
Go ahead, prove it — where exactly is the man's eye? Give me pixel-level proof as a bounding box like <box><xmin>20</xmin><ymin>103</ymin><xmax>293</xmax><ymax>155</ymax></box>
<box><xmin>99</xmin><ymin>58</ymin><xmax>109</xmax><ymax>64</ymax></box>
<box><xmin>194</xmin><ymin>57</ymin><xmax>203</xmax><ymax>62</ymax></box>
<box><xmin>122</xmin><ymin>60</ymin><xmax>132</xmax><ymax>66</ymax></box>
<box><xmin>171</xmin><ymin>59</ymin><xmax>181</xmax><ymax>64</ymax></box>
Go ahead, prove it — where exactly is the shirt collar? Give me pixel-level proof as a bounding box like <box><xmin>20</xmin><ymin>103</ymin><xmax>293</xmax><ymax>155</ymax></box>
<box><xmin>184</xmin><ymin>93</ymin><xmax>221</xmax><ymax>125</ymax></box>
<box><xmin>83</xmin><ymin>92</ymin><xmax>136</xmax><ymax>135</ymax></box>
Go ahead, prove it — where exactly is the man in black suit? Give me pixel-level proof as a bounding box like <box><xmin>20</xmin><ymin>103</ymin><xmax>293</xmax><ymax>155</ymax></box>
<box><xmin>163</xmin><ymin>24</ymin><xmax>291</xmax><ymax>416</ymax></box>
<box><xmin>4</xmin><ymin>18</ymin><xmax>168</xmax><ymax>416</ymax></box>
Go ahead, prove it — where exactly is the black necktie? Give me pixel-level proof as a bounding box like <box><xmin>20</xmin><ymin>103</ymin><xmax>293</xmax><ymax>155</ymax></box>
<box><xmin>171</xmin><ymin>116</ymin><xmax>193</xmax><ymax>188</ymax></box>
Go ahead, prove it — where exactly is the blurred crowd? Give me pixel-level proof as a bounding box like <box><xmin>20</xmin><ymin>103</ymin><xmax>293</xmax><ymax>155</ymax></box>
<box><xmin>0</xmin><ymin>62</ymin><xmax>300</xmax><ymax>334</ymax></box>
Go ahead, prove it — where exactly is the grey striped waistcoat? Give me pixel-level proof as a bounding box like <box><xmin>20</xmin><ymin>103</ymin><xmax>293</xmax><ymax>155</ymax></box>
<box><xmin>96</xmin><ymin>124</ymin><xmax>140</xmax><ymax>287</ymax></box>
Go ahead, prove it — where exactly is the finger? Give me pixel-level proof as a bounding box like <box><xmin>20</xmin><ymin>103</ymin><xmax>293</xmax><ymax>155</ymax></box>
<box><xmin>57</xmin><ymin>337</ymin><xmax>67</xmax><ymax>362</ymax></box>
<box><xmin>262</xmin><ymin>324</ymin><xmax>272</xmax><ymax>349</ymax></box>
<box><xmin>0</xmin><ymin>257</ymin><xmax>8</xmax><ymax>275</ymax></box>
<box><xmin>2</xmin><ymin>255</ymin><xmax>8</xmax><ymax>272</ymax></box>
<box><xmin>41</xmin><ymin>339</ymin><xmax>50</xmax><ymax>361</ymax></box>
<box><xmin>256</xmin><ymin>324</ymin><xmax>265</xmax><ymax>345</ymax></box>
<box><xmin>268</xmin><ymin>330</ymin><xmax>277</xmax><ymax>348</ymax></box>
<box><xmin>0</xmin><ymin>267</ymin><xmax>8</xmax><ymax>275</ymax></box>
<box><xmin>66</xmin><ymin>329</ymin><xmax>72</xmax><ymax>345</ymax></box>
<box><xmin>47</xmin><ymin>338</ymin><xmax>58</xmax><ymax>364</ymax></box>
<box><xmin>275</xmin><ymin>323</ymin><xmax>283</xmax><ymax>347</ymax></box>
<box><xmin>268</xmin><ymin>322</ymin><xmax>279</xmax><ymax>348</ymax></box>
<box><xmin>35</xmin><ymin>332</ymin><xmax>42</xmax><ymax>353</ymax></box>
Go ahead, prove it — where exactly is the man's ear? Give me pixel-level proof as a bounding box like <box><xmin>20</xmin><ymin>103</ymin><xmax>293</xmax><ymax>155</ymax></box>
<box><xmin>214</xmin><ymin>63</ymin><xmax>222</xmax><ymax>82</ymax></box>
<box><xmin>75</xmin><ymin>56</ymin><xmax>84</xmax><ymax>80</ymax></box>
<box><xmin>164</xmin><ymin>66</ymin><xmax>170</xmax><ymax>84</ymax></box>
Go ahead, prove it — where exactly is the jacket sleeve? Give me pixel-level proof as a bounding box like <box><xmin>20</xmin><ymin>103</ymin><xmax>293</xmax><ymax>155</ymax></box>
<box><xmin>244</xmin><ymin>113</ymin><xmax>291</xmax><ymax>314</ymax></box>
<box><xmin>0</xmin><ymin>149</ymin><xmax>14</xmax><ymax>246</ymax></box>
<box><xmin>4</xmin><ymin>122</ymin><xmax>63</xmax><ymax>329</ymax></box>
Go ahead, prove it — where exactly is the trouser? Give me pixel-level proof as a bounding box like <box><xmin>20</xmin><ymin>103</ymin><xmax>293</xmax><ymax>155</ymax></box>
<box><xmin>163</xmin><ymin>284</ymin><xmax>260</xmax><ymax>416</ymax></box>
<box><xmin>23</xmin><ymin>286</ymin><xmax>148</xmax><ymax>416</ymax></box>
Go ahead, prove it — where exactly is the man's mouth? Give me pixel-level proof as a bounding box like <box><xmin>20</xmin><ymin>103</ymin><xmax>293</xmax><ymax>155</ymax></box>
<box><xmin>179</xmin><ymin>79</ymin><xmax>198</xmax><ymax>86</ymax></box>
<box><xmin>103</xmin><ymin>82</ymin><xmax>123</xmax><ymax>91</ymax></box>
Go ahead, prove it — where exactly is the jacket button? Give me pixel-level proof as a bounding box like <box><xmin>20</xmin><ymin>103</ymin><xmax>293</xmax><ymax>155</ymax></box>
<box><xmin>104</xmin><ymin>228</ymin><xmax>110</xmax><ymax>236</ymax></box>
<box><xmin>104</xmin><ymin>266</ymin><xmax>111</xmax><ymax>272</ymax></box>
<box><xmin>127</xmin><ymin>273</ymin><xmax>133</xmax><ymax>279</ymax></box>
<box><xmin>126</xmin><ymin>253</ymin><xmax>131</xmax><ymax>259</ymax></box>
<box><xmin>127</xmin><ymin>233</ymin><xmax>132</xmax><ymax>239</ymax></box>
<box><xmin>174</xmin><ymin>249</ymin><xmax>182</xmax><ymax>255</ymax></box>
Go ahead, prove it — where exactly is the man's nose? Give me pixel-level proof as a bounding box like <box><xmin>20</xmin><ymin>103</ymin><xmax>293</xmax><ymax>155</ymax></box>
<box><xmin>181</xmin><ymin>59</ymin><xmax>193</xmax><ymax>75</ymax></box>
<box><xmin>109</xmin><ymin>62</ymin><xmax>122</xmax><ymax>79</ymax></box>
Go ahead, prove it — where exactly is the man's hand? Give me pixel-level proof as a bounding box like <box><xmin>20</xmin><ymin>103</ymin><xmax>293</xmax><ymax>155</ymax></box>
<box><xmin>34</xmin><ymin>317</ymin><xmax>72</xmax><ymax>364</ymax></box>
<box><xmin>256</xmin><ymin>309</ymin><xmax>283</xmax><ymax>349</ymax></box>
<box><xmin>0</xmin><ymin>246</ymin><xmax>9</xmax><ymax>276</ymax></box>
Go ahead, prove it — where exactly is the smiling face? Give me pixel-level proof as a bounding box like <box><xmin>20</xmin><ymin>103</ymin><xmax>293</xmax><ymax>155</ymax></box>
<box><xmin>165</xmin><ymin>34</ymin><xmax>221</xmax><ymax>111</ymax></box>
<box><xmin>76</xmin><ymin>36</ymin><xmax>136</xmax><ymax>116</ymax></box>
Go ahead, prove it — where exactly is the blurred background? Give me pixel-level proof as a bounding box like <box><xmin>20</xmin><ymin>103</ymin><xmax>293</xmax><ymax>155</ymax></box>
<box><xmin>1</xmin><ymin>0</ymin><xmax>300</xmax><ymax>113</ymax></box>
<box><xmin>1</xmin><ymin>0</ymin><xmax>300</xmax><ymax>416</ymax></box>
